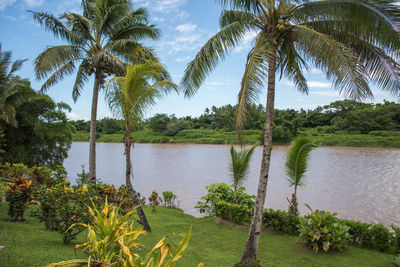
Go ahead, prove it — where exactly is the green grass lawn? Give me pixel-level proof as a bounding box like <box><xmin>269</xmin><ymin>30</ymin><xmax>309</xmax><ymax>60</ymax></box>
<box><xmin>0</xmin><ymin>203</ymin><xmax>395</xmax><ymax>267</ymax></box>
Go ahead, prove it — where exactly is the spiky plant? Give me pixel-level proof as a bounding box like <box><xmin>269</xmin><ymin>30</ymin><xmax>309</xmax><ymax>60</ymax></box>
<box><xmin>30</xmin><ymin>0</ymin><xmax>160</xmax><ymax>183</ymax></box>
<box><xmin>105</xmin><ymin>61</ymin><xmax>178</xmax><ymax>231</ymax></box>
<box><xmin>229</xmin><ymin>143</ymin><xmax>258</xmax><ymax>203</ymax></box>
<box><xmin>181</xmin><ymin>0</ymin><xmax>400</xmax><ymax>262</ymax></box>
<box><xmin>0</xmin><ymin>45</ymin><xmax>33</xmax><ymax>127</ymax></box>
<box><xmin>285</xmin><ymin>136</ymin><xmax>316</xmax><ymax>215</ymax></box>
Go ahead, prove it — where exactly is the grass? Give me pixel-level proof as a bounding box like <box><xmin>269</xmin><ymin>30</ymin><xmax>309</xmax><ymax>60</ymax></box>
<box><xmin>0</xmin><ymin>203</ymin><xmax>395</xmax><ymax>266</ymax></box>
<box><xmin>72</xmin><ymin>128</ymin><xmax>400</xmax><ymax>148</ymax></box>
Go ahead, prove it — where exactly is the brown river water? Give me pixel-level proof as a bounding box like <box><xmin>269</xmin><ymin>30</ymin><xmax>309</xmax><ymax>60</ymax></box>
<box><xmin>64</xmin><ymin>142</ymin><xmax>400</xmax><ymax>226</ymax></box>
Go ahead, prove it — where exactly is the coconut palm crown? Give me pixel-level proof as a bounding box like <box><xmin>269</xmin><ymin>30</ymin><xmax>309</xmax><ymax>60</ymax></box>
<box><xmin>0</xmin><ymin>44</ymin><xmax>33</xmax><ymax>127</ymax></box>
<box><xmin>181</xmin><ymin>0</ymin><xmax>400</xmax><ymax>262</ymax></box>
<box><xmin>31</xmin><ymin>0</ymin><xmax>160</xmax><ymax>183</ymax></box>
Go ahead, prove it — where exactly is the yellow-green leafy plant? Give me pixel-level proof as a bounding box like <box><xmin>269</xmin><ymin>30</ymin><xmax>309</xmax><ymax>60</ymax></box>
<box><xmin>47</xmin><ymin>199</ymin><xmax>198</xmax><ymax>267</ymax></box>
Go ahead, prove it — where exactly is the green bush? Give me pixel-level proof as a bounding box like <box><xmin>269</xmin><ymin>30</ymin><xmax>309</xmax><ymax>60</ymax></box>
<box><xmin>342</xmin><ymin>219</ymin><xmax>397</xmax><ymax>253</ymax></box>
<box><xmin>394</xmin><ymin>255</ymin><xmax>400</xmax><ymax>267</ymax></box>
<box><xmin>299</xmin><ymin>209</ymin><xmax>351</xmax><ymax>253</ymax></box>
<box><xmin>5</xmin><ymin>177</ymin><xmax>34</xmax><ymax>221</ymax></box>
<box><xmin>214</xmin><ymin>201</ymin><xmax>253</xmax><ymax>224</ymax></box>
<box><xmin>162</xmin><ymin>190</ymin><xmax>177</xmax><ymax>208</ymax></box>
<box><xmin>34</xmin><ymin>183</ymin><xmax>104</xmax><ymax>244</ymax></box>
<box><xmin>262</xmin><ymin>209</ymin><xmax>299</xmax><ymax>235</ymax></box>
<box><xmin>195</xmin><ymin>183</ymin><xmax>255</xmax><ymax>216</ymax></box>
<box><xmin>195</xmin><ymin>183</ymin><xmax>255</xmax><ymax>225</ymax></box>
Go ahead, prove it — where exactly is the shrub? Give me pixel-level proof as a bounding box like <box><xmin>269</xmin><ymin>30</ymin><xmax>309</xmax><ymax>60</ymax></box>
<box><xmin>195</xmin><ymin>183</ymin><xmax>255</xmax><ymax>216</ymax></box>
<box><xmin>214</xmin><ymin>201</ymin><xmax>252</xmax><ymax>224</ymax></box>
<box><xmin>148</xmin><ymin>190</ymin><xmax>161</xmax><ymax>212</ymax></box>
<box><xmin>299</xmin><ymin>209</ymin><xmax>351</xmax><ymax>253</ymax></box>
<box><xmin>162</xmin><ymin>190</ymin><xmax>177</xmax><ymax>208</ymax></box>
<box><xmin>393</xmin><ymin>225</ymin><xmax>400</xmax><ymax>253</ymax></box>
<box><xmin>34</xmin><ymin>183</ymin><xmax>104</xmax><ymax>243</ymax></box>
<box><xmin>342</xmin><ymin>219</ymin><xmax>396</xmax><ymax>253</ymax></box>
<box><xmin>394</xmin><ymin>255</ymin><xmax>400</xmax><ymax>267</ymax></box>
<box><xmin>5</xmin><ymin>177</ymin><xmax>34</xmax><ymax>221</ymax></box>
<box><xmin>262</xmin><ymin>209</ymin><xmax>299</xmax><ymax>235</ymax></box>
<box><xmin>0</xmin><ymin>163</ymin><xmax>30</xmax><ymax>180</ymax></box>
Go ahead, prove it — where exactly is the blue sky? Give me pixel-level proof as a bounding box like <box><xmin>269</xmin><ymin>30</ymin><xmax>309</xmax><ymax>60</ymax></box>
<box><xmin>0</xmin><ymin>0</ymin><xmax>398</xmax><ymax>121</ymax></box>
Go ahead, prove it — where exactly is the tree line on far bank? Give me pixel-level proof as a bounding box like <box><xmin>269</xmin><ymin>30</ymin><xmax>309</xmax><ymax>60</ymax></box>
<box><xmin>71</xmin><ymin>100</ymin><xmax>400</xmax><ymax>142</ymax></box>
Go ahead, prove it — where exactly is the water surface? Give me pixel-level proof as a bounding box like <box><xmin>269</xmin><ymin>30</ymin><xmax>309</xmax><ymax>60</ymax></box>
<box><xmin>64</xmin><ymin>142</ymin><xmax>400</xmax><ymax>226</ymax></box>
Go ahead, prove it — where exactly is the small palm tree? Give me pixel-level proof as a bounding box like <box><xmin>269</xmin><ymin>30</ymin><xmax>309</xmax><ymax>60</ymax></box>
<box><xmin>229</xmin><ymin>143</ymin><xmax>258</xmax><ymax>203</ymax></box>
<box><xmin>181</xmin><ymin>0</ymin><xmax>399</xmax><ymax>262</ymax></box>
<box><xmin>105</xmin><ymin>61</ymin><xmax>178</xmax><ymax>232</ymax></box>
<box><xmin>0</xmin><ymin>45</ymin><xmax>33</xmax><ymax>127</ymax></box>
<box><xmin>285</xmin><ymin>136</ymin><xmax>315</xmax><ymax>216</ymax></box>
<box><xmin>31</xmin><ymin>0</ymin><xmax>160</xmax><ymax>183</ymax></box>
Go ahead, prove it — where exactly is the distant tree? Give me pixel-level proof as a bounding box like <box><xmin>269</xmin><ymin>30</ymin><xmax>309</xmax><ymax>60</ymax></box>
<box><xmin>148</xmin><ymin>113</ymin><xmax>171</xmax><ymax>133</ymax></box>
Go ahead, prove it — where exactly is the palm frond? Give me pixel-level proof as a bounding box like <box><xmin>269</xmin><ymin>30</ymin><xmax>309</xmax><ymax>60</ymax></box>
<box><xmin>41</xmin><ymin>61</ymin><xmax>76</xmax><ymax>92</ymax></box>
<box><xmin>34</xmin><ymin>45</ymin><xmax>82</xmax><ymax>81</ymax></box>
<box><xmin>285</xmin><ymin>136</ymin><xmax>316</xmax><ymax>188</ymax></box>
<box><xmin>229</xmin><ymin>143</ymin><xmax>258</xmax><ymax>188</ymax></box>
<box><xmin>235</xmin><ymin>32</ymin><xmax>271</xmax><ymax>133</ymax></box>
<box><xmin>181</xmin><ymin>21</ymin><xmax>251</xmax><ymax>98</ymax></box>
<box><xmin>72</xmin><ymin>63</ymin><xmax>90</xmax><ymax>102</ymax></box>
<box><xmin>294</xmin><ymin>25</ymin><xmax>371</xmax><ymax>100</ymax></box>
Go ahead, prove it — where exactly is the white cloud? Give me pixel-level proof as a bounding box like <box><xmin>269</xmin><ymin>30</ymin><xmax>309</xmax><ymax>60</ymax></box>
<box><xmin>308</xmin><ymin>81</ymin><xmax>331</xmax><ymax>88</ymax></box>
<box><xmin>67</xmin><ymin>112</ymin><xmax>89</xmax><ymax>121</ymax></box>
<box><xmin>310</xmin><ymin>91</ymin><xmax>339</xmax><ymax>97</ymax></box>
<box><xmin>176</xmin><ymin>23</ymin><xmax>197</xmax><ymax>33</ymax></box>
<box><xmin>176</xmin><ymin>56</ymin><xmax>191</xmax><ymax>62</ymax></box>
<box><xmin>0</xmin><ymin>0</ymin><xmax>16</xmax><ymax>11</ymax></box>
<box><xmin>24</xmin><ymin>0</ymin><xmax>44</xmax><ymax>7</ymax></box>
<box><xmin>132</xmin><ymin>0</ymin><xmax>187</xmax><ymax>17</ymax></box>
<box><xmin>160</xmin><ymin>32</ymin><xmax>203</xmax><ymax>54</ymax></box>
<box><xmin>234</xmin><ymin>30</ymin><xmax>258</xmax><ymax>53</ymax></box>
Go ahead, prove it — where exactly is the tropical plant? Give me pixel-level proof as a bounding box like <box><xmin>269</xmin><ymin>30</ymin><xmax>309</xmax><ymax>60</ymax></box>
<box><xmin>229</xmin><ymin>143</ymin><xmax>258</xmax><ymax>203</ymax></box>
<box><xmin>105</xmin><ymin>61</ymin><xmax>178</xmax><ymax>231</ymax></box>
<box><xmin>46</xmin><ymin>199</ymin><xmax>197</xmax><ymax>267</ymax></box>
<box><xmin>299</xmin><ymin>208</ymin><xmax>351</xmax><ymax>253</ymax></box>
<box><xmin>0</xmin><ymin>44</ymin><xmax>33</xmax><ymax>127</ymax></box>
<box><xmin>181</xmin><ymin>0</ymin><xmax>400</xmax><ymax>262</ymax></box>
<box><xmin>162</xmin><ymin>191</ymin><xmax>177</xmax><ymax>208</ymax></box>
<box><xmin>5</xmin><ymin>177</ymin><xmax>34</xmax><ymax>221</ymax></box>
<box><xmin>31</xmin><ymin>0</ymin><xmax>160</xmax><ymax>183</ymax></box>
<box><xmin>149</xmin><ymin>190</ymin><xmax>161</xmax><ymax>212</ymax></box>
<box><xmin>285</xmin><ymin>136</ymin><xmax>316</xmax><ymax>215</ymax></box>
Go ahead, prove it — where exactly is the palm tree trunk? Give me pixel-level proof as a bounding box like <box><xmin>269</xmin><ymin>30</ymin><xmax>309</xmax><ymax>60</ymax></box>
<box><xmin>241</xmin><ymin>50</ymin><xmax>277</xmax><ymax>262</ymax></box>
<box><xmin>233</xmin><ymin>184</ymin><xmax>238</xmax><ymax>204</ymax></box>
<box><xmin>89</xmin><ymin>72</ymin><xmax>100</xmax><ymax>184</ymax></box>
<box><xmin>124</xmin><ymin>120</ymin><xmax>151</xmax><ymax>232</ymax></box>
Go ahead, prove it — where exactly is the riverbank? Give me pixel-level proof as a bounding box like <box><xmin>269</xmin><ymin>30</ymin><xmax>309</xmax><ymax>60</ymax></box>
<box><xmin>0</xmin><ymin>203</ymin><xmax>394</xmax><ymax>266</ymax></box>
<box><xmin>73</xmin><ymin>129</ymin><xmax>400</xmax><ymax>148</ymax></box>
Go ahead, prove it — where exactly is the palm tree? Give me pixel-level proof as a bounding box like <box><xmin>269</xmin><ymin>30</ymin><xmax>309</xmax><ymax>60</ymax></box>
<box><xmin>181</xmin><ymin>0</ymin><xmax>400</xmax><ymax>262</ymax></box>
<box><xmin>229</xmin><ymin>143</ymin><xmax>258</xmax><ymax>203</ymax></box>
<box><xmin>31</xmin><ymin>0</ymin><xmax>160</xmax><ymax>183</ymax></box>
<box><xmin>0</xmin><ymin>45</ymin><xmax>33</xmax><ymax>127</ymax></box>
<box><xmin>285</xmin><ymin>136</ymin><xmax>315</xmax><ymax>216</ymax></box>
<box><xmin>105</xmin><ymin>61</ymin><xmax>178</xmax><ymax>231</ymax></box>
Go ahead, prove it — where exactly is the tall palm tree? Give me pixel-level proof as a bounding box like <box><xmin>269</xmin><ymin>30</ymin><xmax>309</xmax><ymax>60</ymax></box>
<box><xmin>0</xmin><ymin>45</ymin><xmax>33</xmax><ymax>127</ymax></box>
<box><xmin>105</xmin><ymin>61</ymin><xmax>178</xmax><ymax>232</ymax></box>
<box><xmin>285</xmin><ymin>136</ymin><xmax>315</xmax><ymax>215</ymax></box>
<box><xmin>229</xmin><ymin>143</ymin><xmax>258</xmax><ymax>203</ymax></box>
<box><xmin>181</xmin><ymin>0</ymin><xmax>400</xmax><ymax>262</ymax></box>
<box><xmin>31</xmin><ymin>0</ymin><xmax>160</xmax><ymax>183</ymax></box>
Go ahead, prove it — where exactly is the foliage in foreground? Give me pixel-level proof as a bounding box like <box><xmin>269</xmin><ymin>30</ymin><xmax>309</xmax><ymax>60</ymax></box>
<box><xmin>5</xmin><ymin>177</ymin><xmax>34</xmax><ymax>221</ymax></box>
<box><xmin>47</xmin><ymin>199</ymin><xmax>198</xmax><ymax>267</ymax></box>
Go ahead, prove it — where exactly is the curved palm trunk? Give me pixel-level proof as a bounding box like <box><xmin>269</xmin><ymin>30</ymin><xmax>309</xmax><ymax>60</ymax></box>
<box><xmin>89</xmin><ymin>72</ymin><xmax>101</xmax><ymax>184</ymax></box>
<box><xmin>241</xmin><ymin>51</ymin><xmax>277</xmax><ymax>262</ymax></box>
<box><xmin>124</xmin><ymin>120</ymin><xmax>151</xmax><ymax>232</ymax></box>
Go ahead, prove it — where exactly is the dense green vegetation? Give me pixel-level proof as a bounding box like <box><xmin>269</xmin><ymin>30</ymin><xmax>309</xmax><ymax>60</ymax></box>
<box><xmin>71</xmin><ymin>100</ymin><xmax>400</xmax><ymax>147</ymax></box>
<box><xmin>0</xmin><ymin>203</ymin><xmax>395</xmax><ymax>267</ymax></box>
